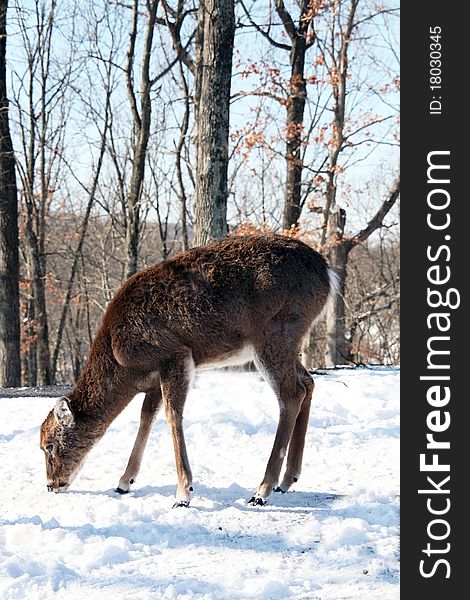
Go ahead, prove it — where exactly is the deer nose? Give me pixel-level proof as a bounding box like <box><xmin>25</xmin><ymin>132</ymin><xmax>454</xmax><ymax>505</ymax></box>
<box><xmin>47</xmin><ymin>485</ymin><xmax>53</xmax><ymax>492</ymax></box>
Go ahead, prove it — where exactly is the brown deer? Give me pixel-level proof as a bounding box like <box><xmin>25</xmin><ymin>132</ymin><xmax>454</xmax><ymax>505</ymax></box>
<box><xmin>40</xmin><ymin>235</ymin><xmax>336</xmax><ymax>507</ymax></box>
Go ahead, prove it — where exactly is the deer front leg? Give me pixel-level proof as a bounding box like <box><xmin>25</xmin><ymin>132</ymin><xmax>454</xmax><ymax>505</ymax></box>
<box><xmin>116</xmin><ymin>387</ymin><xmax>162</xmax><ymax>493</ymax></box>
<box><xmin>160</xmin><ymin>358</ymin><xmax>193</xmax><ymax>508</ymax></box>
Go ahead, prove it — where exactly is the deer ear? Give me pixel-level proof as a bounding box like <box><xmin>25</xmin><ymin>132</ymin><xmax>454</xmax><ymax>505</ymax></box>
<box><xmin>53</xmin><ymin>397</ymin><xmax>74</xmax><ymax>428</ymax></box>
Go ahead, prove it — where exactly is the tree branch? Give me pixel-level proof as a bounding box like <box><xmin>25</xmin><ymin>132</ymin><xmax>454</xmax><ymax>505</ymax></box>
<box><xmin>347</xmin><ymin>174</ymin><xmax>400</xmax><ymax>249</ymax></box>
<box><xmin>231</xmin><ymin>89</ymin><xmax>286</xmax><ymax>105</ymax></box>
<box><xmin>161</xmin><ymin>0</ymin><xmax>196</xmax><ymax>75</ymax></box>
<box><xmin>274</xmin><ymin>0</ymin><xmax>298</xmax><ymax>42</ymax></box>
<box><xmin>352</xmin><ymin>299</ymin><xmax>398</xmax><ymax>325</ymax></box>
<box><xmin>126</xmin><ymin>0</ymin><xmax>141</xmax><ymax>131</ymax></box>
<box><xmin>239</xmin><ymin>1</ymin><xmax>291</xmax><ymax>51</ymax></box>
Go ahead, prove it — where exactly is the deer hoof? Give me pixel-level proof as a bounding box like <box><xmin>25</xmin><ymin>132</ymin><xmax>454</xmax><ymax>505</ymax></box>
<box><xmin>172</xmin><ymin>500</ymin><xmax>190</xmax><ymax>508</ymax></box>
<box><xmin>115</xmin><ymin>487</ymin><xmax>129</xmax><ymax>494</ymax></box>
<box><xmin>273</xmin><ymin>486</ymin><xmax>286</xmax><ymax>494</ymax></box>
<box><xmin>247</xmin><ymin>496</ymin><xmax>266</xmax><ymax>506</ymax></box>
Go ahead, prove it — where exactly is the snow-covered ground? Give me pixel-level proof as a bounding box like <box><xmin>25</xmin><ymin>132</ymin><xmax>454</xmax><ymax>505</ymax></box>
<box><xmin>0</xmin><ymin>367</ymin><xmax>399</xmax><ymax>599</ymax></box>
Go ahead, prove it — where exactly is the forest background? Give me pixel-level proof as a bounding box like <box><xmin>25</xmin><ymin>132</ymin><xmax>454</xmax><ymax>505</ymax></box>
<box><xmin>0</xmin><ymin>0</ymin><xmax>399</xmax><ymax>387</ymax></box>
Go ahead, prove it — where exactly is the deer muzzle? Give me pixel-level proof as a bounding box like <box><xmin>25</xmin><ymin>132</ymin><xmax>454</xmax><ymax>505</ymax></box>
<box><xmin>46</xmin><ymin>481</ymin><xmax>69</xmax><ymax>493</ymax></box>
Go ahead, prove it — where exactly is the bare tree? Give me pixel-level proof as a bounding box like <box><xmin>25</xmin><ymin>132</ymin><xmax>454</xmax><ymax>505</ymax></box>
<box><xmin>174</xmin><ymin>61</ymin><xmax>191</xmax><ymax>250</ymax></box>
<box><xmin>50</xmin><ymin>17</ymin><xmax>115</xmax><ymax>381</ymax></box>
<box><xmin>116</xmin><ymin>0</ymin><xmax>196</xmax><ymax>275</ymax></box>
<box><xmin>346</xmin><ymin>233</ymin><xmax>400</xmax><ymax>365</ymax></box>
<box><xmin>239</xmin><ymin>0</ymin><xmax>320</xmax><ymax>232</ymax></box>
<box><xmin>12</xmin><ymin>0</ymin><xmax>74</xmax><ymax>384</ymax></box>
<box><xmin>324</xmin><ymin>175</ymin><xmax>400</xmax><ymax>365</ymax></box>
<box><xmin>0</xmin><ymin>0</ymin><xmax>21</xmax><ymax>387</ymax></box>
<box><xmin>193</xmin><ymin>0</ymin><xmax>235</xmax><ymax>246</ymax></box>
<box><xmin>274</xmin><ymin>0</ymin><xmax>317</xmax><ymax>231</ymax></box>
<box><xmin>316</xmin><ymin>0</ymin><xmax>399</xmax><ymax>365</ymax></box>
<box><xmin>124</xmin><ymin>0</ymin><xmax>159</xmax><ymax>277</ymax></box>
<box><xmin>2</xmin><ymin>0</ymin><xmax>400</xmax><ymax>381</ymax></box>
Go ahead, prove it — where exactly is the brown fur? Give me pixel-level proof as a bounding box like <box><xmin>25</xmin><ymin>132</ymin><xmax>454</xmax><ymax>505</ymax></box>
<box><xmin>40</xmin><ymin>234</ymin><xmax>333</xmax><ymax>504</ymax></box>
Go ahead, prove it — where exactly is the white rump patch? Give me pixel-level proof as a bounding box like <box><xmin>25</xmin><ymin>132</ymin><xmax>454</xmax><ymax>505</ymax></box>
<box><xmin>315</xmin><ymin>267</ymin><xmax>340</xmax><ymax>323</ymax></box>
<box><xmin>327</xmin><ymin>267</ymin><xmax>341</xmax><ymax>300</ymax></box>
<box><xmin>186</xmin><ymin>355</ymin><xmax>196</xmax><ymax>388</ymax></box>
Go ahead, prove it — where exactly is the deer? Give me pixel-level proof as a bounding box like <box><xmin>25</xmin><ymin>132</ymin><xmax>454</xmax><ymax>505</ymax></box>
<box><xmin>40</xmin><ymin>234</ymin><xmax>337</xmax><ymax>507</ymax></box>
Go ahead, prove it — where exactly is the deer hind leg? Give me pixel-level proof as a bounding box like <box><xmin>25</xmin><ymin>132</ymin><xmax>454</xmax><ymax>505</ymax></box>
<box><xmin>116</xmin><ymin>386</ymin><xmax>163</xmax><ymax>493</ymax></box>
<box><xmin>250</xmin><ymin>349</ymin><xmax>307</xmax><ymax>506</ymax></box>
<box><xmin>275</xmin><ymin>362</ymin><xmax>313</xmax><ymax>493</ymax></box>
<box><xmin>160</xmin><ymin>356</ymin><xmax>193</xmax><ymax>508</ymax></box>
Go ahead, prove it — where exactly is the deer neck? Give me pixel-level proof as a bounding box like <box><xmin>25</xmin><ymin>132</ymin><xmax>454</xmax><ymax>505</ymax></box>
<box><xmin>68</xmin><ymin>331</ymin><xmax>135</xmax><ymax>430</ymax></box>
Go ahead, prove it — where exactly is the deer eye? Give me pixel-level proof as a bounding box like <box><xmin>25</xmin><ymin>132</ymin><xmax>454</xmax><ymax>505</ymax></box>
<box><xmin>45</xmin><ymin>443</ymin><xmax>56</xmax><ymax>455</ymax></box>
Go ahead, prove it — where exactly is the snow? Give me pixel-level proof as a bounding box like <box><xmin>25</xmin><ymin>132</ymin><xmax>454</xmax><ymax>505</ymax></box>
<box><xmin>0</xmin><ymin>367</ymin><xmax>399</xmax><ymax>599</ymax></box>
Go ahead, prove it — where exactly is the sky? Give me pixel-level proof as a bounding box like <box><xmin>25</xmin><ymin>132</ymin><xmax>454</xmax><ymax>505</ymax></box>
<box><xmin>6</xmin><ymin>0</ymin><xmax>399</xmax><ymax>235</ymax></box>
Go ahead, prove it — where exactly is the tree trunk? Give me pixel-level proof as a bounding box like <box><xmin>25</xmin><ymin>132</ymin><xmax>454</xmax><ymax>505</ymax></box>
<box><xmin>193</xmin><ymin>0</ymin><xmax>235</xmax><ymax>247</ymax></box>
<box><xmin>324</xmin><ymin>207</ymin><xmax>348</xmax><ymax>366</ymax></box>
<box><xmin>125</xmin><ymin>0</ymin><xmax>158</xmax><ymax>278</ymax></box>
<box><xmin>176</xmin><ymin>63</ymin><xmax>190</xmax><ymax>251</ymax></box>
<box><xmin>13</xmin><ymin>0</ymin><xmax>62</xmax><ymax>386</ymax></box>
<box><xmin>25</xmin><ymin>293</ymin><xmax>37</xmax><ymax>385</ymax></box>
<box><xmin>22</xmin><ymin>204</ymin><xmax>52</xmax><ymax>385</ymax></box>
<box><xmin>281</xmin><ymin>20</ymin><xmax>307</xmax><ymax>230</ymax></box>
<box><xmin>325</xmin><ymin>243</ymin><xmax>349</xmax><ymax>367</ymax></box>
<box><xmin>0</xmin><ymin>0</ymin><xmax>21</xmax><ymax>387</ymax></box>
<box><xmin>271</xmin><ymin>0</ymin><xmax>314</xmax><ymax>232</ymax></box>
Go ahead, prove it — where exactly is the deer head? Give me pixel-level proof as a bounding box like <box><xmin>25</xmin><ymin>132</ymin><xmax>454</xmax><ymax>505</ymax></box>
<box><xmin>39</xmin><ymin>397</ymin><xmax>94</xmax><ymax>492</ymax></box>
